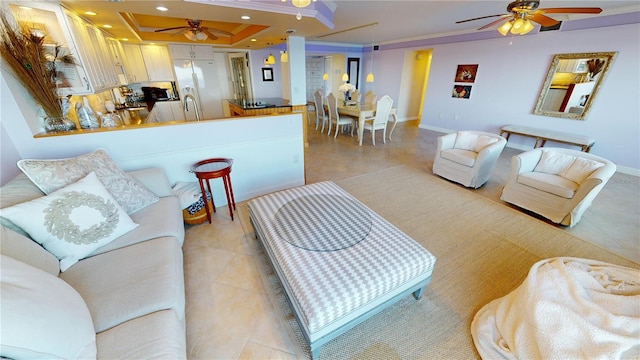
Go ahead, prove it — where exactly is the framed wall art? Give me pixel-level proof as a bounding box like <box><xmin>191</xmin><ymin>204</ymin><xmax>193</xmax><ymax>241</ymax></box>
<box><xmin>452</xmin><ymin>85</ymin><xmax>472</xmax><ymax>99</ymax></box>
<box><xmin>262</xmin><ymin>68</ymin><xmax>274</xmax><ymax>82</ymax></box>
<box><xmin>454</xmin><ymin>64</ymin><xmax>478</xmax><ymax>83</ymax></box>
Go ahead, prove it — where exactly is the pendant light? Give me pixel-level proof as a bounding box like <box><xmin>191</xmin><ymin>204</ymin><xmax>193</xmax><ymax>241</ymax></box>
<box><xmin>264</xmin><ymin>54</ymin><xmax>276</xmax><ymax>65</ymax></box>
<box><xmin>341</xmin><ymin>73</ymin><xmax>349</xmax><ymax>82</ymax></box>
<box><xmin>280</xmin><ymin>51</ymin><xmax>288</xmax><ymax>63</ymax></box>
<box><xmin>366</xmin><ymin>24</ymin><xmax>377</xmax><ymax>83</ymax></box>
<box><xmin>322</xmin><ymin>73</ymin><xmax>329</xmax><ymax>80</ymax></box>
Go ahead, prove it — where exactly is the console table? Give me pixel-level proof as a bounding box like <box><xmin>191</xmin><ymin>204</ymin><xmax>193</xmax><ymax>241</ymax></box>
<box><xmin>500</xmin><ymin>125</ymin><xmax>595</xmax><ymax>152</ymax></box>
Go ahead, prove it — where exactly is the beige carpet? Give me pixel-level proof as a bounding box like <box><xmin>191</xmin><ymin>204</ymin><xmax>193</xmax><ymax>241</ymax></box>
<box><xmin>238</xmin><ymin>165</ymin><xmax>638</xmax><ymax>360</ymax></box>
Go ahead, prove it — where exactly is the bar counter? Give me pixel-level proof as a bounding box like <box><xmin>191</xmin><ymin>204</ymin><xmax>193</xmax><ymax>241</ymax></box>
<box><xmin>227</xmin><ymin>98</ymin><xmax>307</xmax><ymax>117</ymax></box>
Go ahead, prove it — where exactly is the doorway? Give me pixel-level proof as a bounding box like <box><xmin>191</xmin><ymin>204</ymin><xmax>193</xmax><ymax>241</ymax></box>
<box><xmin>228</xmin><ymin>53</ymin><xmax>253</xmax><ymax>101</ymax></box>
<box><xmin>397</xmin><ymin>49</ymin><xmax>432</xmax><ymax>124</ymax></box>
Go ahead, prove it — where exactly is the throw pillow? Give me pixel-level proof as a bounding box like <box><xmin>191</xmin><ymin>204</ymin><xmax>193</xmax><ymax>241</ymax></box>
<box><xmin>474</xmin><ymin>136</ymin><xmax>499</xmax><ymax>152</ymax></box>
<box><xmin>17</xmin><ymin>149</ymin><xmax>159</xmax><ymax>214</ymax></box>
<box><xmin>454</xmin><ymin>132</ymin><xmax>480</xmax><ymax>151</ymax></box>
<box><xmin>0</xmin><ymin>255</ymin><xmax>96</xmax><ymax>359</ymax></box>
<box><xmin>559</xmin><ymin>157</ymin><xmax>605</xmax><ymax>184</ymax></box>
<box><xmin>534</xmin><ymin>150</ymin><xmax>576</xmax><ymax>175</ymax></box>
<box><xmin>0</xmin><ymin>172</ymin><xmax>139</xmax><ymax>271</ymax></box>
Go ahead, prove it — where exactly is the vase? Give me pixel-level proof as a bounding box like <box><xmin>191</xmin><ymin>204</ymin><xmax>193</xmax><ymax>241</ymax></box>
<box><xmin>44</xmin><ymin>116</ymin><xmax>77</xmax><ymax>133</ymax></box>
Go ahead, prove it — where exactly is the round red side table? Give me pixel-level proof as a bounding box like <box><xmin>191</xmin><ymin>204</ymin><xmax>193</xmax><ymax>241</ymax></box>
<box><xmin>190</xmin><ymin>158</ymin><xmax>236</xmax><ymax>222</ymax></box>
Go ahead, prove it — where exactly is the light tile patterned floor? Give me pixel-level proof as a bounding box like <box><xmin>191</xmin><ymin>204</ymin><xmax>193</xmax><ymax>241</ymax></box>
<box><xmin>183</xmin><ymin>122</ymin><xmax>639</xmax><ymax>359</ymax></box>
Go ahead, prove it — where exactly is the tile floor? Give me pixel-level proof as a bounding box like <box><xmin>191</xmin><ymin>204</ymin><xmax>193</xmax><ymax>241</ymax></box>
<box><xmin>183</xmin><ymin>121</ymin><xmax>639</xmax><ymax>359</ymax></box>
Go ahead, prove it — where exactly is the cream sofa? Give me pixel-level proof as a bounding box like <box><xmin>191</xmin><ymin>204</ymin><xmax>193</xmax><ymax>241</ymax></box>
<box><xmin>433</xmin><ymin>130</ymin><xmax>507</xmax><ymax>188</ymax></box>
<box><xmin>500</xmin><ymin>147</ymin><xmax>616</xmax><ymax>227</ymax></box>
<box><xmin>0</xmin><ymin>162</ymin><xmax>186</xmax><ymax>359</ymax></box>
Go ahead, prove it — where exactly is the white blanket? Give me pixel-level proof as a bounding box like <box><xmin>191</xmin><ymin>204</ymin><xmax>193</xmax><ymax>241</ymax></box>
<box><xmin>471</xmin><ymin>257</ymin><xmax>640</xmax><ymax>359</ymax></box>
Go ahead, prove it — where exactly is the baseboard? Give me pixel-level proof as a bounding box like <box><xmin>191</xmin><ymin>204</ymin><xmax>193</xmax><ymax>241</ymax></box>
<box><xmin>418</xmin><ymin>124</ymin><xmax>640</xmax><ymax>177</ymax></box>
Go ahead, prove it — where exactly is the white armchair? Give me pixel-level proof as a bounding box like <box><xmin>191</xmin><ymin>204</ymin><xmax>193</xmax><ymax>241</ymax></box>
<box><xmin>500</xmin><ymin>148</ymin><xmax>616</xmax><ymax>227</ymax></box>
<box><xmin>433</xmin><ymin>131</ymin><xmax>507</xmax><ymax>188</ymax></box>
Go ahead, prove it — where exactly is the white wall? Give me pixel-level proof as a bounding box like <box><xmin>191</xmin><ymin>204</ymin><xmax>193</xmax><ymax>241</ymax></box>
<box><xmin>1</xmin><ymin>70</ymin><xmax>305</xmax><ymax>198</ymax></box>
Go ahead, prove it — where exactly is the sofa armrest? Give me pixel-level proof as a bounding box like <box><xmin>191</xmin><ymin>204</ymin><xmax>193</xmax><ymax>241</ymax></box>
<box><xmin>128</xmin><ymin>168</ymin><xmax>173</xmax><ymax>198</ymax></box>
<box><xmin>515</xmin><ymin>149</ymin><xmax>543</xmax><ymax>174</ymax></box>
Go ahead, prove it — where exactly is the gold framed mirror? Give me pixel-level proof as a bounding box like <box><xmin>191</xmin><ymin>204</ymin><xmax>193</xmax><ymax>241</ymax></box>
<box><xmin>533</xmin><ymin>52</ymin><xmax>617</xmax><ymax>120</ymax></box>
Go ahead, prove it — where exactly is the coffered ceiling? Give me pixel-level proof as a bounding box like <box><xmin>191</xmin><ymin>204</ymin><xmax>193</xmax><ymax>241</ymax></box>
<box><xmin>57</xmin><ymin>0</ymin><xmax>639</xmax><ymax>49</ymax></box>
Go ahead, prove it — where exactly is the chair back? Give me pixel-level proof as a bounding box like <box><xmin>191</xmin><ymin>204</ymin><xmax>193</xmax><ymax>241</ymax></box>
<box><xmin>313</xmin><ymin>90</ymin><xmax>325</xmax><ymax>120</ymax></box>
<box><xmin>326</xmin><ymin>92</ymin><xmax>338</xmax><ymax>122</ymax></box>
<box><xmin>364</xmin><ymin>91</ymin><xmax>377</xmax><ymax>105</ymax></box>
<box><xmin>373</xmin><ymin>95</ymin><xmax>393</xmax><ymax>126</ymax></box>
<box><xmin>351</xmin><ymin>90</ymin><xmax>361</xmax><ymax>103</ymax></box>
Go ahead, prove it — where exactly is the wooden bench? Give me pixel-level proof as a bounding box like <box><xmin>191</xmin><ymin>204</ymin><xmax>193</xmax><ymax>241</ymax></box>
<box><xmin>500</xmin><ymin>125</ymin><xmax>595</xmax><ymax>152</ymax></box>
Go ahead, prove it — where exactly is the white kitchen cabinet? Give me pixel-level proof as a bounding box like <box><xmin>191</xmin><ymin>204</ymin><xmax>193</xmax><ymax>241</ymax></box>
<box><xmin>121</xmin><ymin>44</ymin><xmax>149</xmax><ymax>83</ymax></box>
<box><xmin>140</xmin><ymin>45</ymin><xmax>175</xmax><ymax>81</ymax></box>
<box><xmin>146</xmin><ymin>101</ymin><xmax>184</xmax><ymax>123</ymax></box>
<box><xmin>169</xmin><ymin>44</ymin><xmax>214</xmax><ymax>60</ymax></box>
<box><xmin>8</xmin><ymin>2</ymin><xmax>92</xmax><ymax>95</ymax></box>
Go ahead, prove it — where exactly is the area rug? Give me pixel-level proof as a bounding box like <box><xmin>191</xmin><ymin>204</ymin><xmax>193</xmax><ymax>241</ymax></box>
<box><xmin>238</xmin><ymin>165</ymin><xmax>638</xmax><ymax>360</ymax></box>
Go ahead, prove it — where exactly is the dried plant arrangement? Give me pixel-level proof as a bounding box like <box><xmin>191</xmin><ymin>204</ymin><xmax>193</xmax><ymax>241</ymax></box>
<box><xmin>0</xmin><ymin>10</ymin><xmax>74</xmax><ymax>120</ymax></box>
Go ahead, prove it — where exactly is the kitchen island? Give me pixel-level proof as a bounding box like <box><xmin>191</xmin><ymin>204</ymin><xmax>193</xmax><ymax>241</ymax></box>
<box><xmin>227</xmin><ymin>98</ymin><xmax>307</xmax><ymax>117</ymax></box>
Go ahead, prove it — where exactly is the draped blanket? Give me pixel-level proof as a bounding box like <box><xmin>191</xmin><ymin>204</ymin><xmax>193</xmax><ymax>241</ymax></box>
<box><xmin>471</xmin><ymin>257</ymin><xmax>640</xmax><ymax>359</ymax></box>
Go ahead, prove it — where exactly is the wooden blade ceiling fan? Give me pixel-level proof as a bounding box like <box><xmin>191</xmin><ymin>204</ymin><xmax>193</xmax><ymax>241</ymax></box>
<box><xmin>154</xmin><ymin>19</ymin><xmax>233</xmax><ymax>41</ymax></box>
<box><xmin>456</xmin><ymin>1</ymin><xmax>602</xmax><ymax>35</ymax></box>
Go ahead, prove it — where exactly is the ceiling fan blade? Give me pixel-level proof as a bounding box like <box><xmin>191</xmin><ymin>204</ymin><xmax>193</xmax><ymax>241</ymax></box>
<box><xmin>539</xmin><ymin>7</ymin><xmax>602</xmax><ymax>14</ymax></box>
<box><xmin>201</xmin><ymin>29</ymin><xmax>218</xmax><ymax>40</ymax></box>
<box><xmin>456</xmin><ymin>13</ymin><xmax>507</xmax><ymax>24</ymax></box>
<box><xmin>155</xmin><ymin>26</ymin><xmax>189</xmax><ymax>33</ymax></box>
<box><xmin>205</xmin><ymin>28</ymin><xmax>233</xmax><ymax>37</ymax></box>
<box><xmin>477</xmin><ymin>15</ymin><xmax>512</xmax><ymax>30</ymax></box>
<box><xmin>527</xmin><ymin>13</ymin><xmax>560</xmax><ymax>27</ymax></box>
<box><xmin>170</xmin><ymin>29</ymin><xmax>190</xmax><ymax>37</ymax></box>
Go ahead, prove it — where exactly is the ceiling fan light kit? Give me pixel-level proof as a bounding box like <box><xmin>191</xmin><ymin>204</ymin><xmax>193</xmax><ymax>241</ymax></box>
<box><xmin>457</xmin><ymin>0</ymin><xmax>601</xmax><ymax>37</ymax></box>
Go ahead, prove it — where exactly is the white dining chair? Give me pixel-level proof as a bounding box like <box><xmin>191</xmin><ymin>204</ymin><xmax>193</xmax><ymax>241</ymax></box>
<box><xmin>364</xmin><ymin>91</ymin><xmax>377</xmax><ymax>105</ymax></box>
<box><xmin>362</xmin><ymin>95</ymin><xmax>393</xmax><ymax>145</ymax></box>
<box><xmin>327</xmin><ymin>92</ymin><xmax>356</xmax><ymax>139</ymax></box>
<box><xmin>351</xmin><ymin>89</ymin><xmax>362</xmax><ymax>103</ymax></box>
<box><xmin>313</xmin><ymin>89</ymin><xmax>328</xmax><ymax>133</ymax></box>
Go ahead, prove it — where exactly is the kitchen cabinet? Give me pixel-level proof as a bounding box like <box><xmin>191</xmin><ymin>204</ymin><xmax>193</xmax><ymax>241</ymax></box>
<box><xmin>8</xmin><ymin>2</ymin><xmax>94</xmax><ymax>95</ymax></box>
<box><xmin>169</xmin><ymin>44</ymin><xmax>215</xmax><ymax>60</ymax></box>
<box><xmin>140</xmin><ymin>45</ymin><xmax>175</xmax><ymax>81</ymax></box>
<box><xmin>107</xmin><ymin>38</ymin><xmax>127</xmax><ymax>85</ymax></box>
<box><xmin>121</xmin><ymin>44</ymin><xmax>149</xmax><ymax>83</ymax></box>
<box><xmin>146</xmin><ymin>101</ymin><xmax>184</xmax><ymax>123</ymax></box>
<box><xmin>64</xmin><ymin>9</ymin><xmax>119</xmax><ymax>91</ymax></box>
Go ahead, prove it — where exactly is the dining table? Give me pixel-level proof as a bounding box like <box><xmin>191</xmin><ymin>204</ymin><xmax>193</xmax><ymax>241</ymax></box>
<box><xmin>337</xmin><ymin>103</ymin><xmax>398</xmax><ymax>146</ymax></box>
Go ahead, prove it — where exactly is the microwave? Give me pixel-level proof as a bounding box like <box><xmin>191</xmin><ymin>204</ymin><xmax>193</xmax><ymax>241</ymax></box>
<box><xmin>141</xmin><ymin>87</ymin><xmax>170</xmax><ymax>101</ymax></box>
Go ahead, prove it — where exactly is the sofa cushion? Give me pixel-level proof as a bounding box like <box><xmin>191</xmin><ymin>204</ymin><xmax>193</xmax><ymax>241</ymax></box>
<box><xmin>0</xmin><ymin>172</ymin><xmax>139</xmax><ymax>272</ymax></box>
<box><xmin>518</xmin><ymin>172</ymin><xmax>578</xmax><ymax>199</ymax></box>
<box><xmin>440</xmin><ymin>148</ymin><xmax>477</xmax><ymax>167</ymax></box>
<box><xmin>17</xmin><ymin>149</ymin><xmax>159</xmax><ymax>214</ymax></box>
<box><xmin>559</xmin><ymin>157</ymin><xmax>605</xmax><ymax>184</ymax></box>
<box><xmin>60</xmin><ymin>236</ymin><xmax>185</xmax><ymax>333</ymax></box>
<box><xmin>0</xmin><ymin>173</ymin><xmax>45</xmax><ymax>237</ymax></box>
<box><xmin>89</xmin><ymin>196</ymin><xmax>185</xmax><ymax>256</ymax></box>
<box><xmin>475</xmin><ymin>135</ymin><xmax>499</xmax><ymax>152</ymax></box>
<box><xmin>534</xmin><ymin>150</ymin><xmax>576</xmax><ymax>175</ymax></box>
<box><xmin>0</xmin><ymin>226</ymin><xmax>60</xmax><ymax>276</ymax></box>
<box><xmin>0</xmin><ymin>255</ymin><xmax>96</xmax><ymax>359</ymax></box>
<box><xmin>454</xmin><ymin>132</ymin><xmax>479</xmax><ymax>151</ymax></box>
<box><xmin>96</xmin><ymin>310</ymin><xmax>186</xmax><ymax>359</ymax></box>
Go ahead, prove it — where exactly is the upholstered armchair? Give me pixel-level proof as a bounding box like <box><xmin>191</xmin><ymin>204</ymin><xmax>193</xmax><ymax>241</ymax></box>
<box><xmin>433</xmin><ymin>131</ymin><xmax>507</xmax><ymax>188</ymax></box>
<box><xmin>500</xmin><ymin>148</ymin><xmax>616</xmax><ymax>227</ymax></box>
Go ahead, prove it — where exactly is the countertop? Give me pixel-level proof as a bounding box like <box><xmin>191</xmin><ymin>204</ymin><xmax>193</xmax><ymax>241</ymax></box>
<box><xmin>227</xmin><ymin>98</ymin><xmax>292</xmax><ymax>110</ymax></box>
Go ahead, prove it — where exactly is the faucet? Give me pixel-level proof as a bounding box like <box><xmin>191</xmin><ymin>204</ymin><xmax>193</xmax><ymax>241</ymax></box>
<box><xmin>183</xmin><ymin>93</ymin><xmax>201</xmax><ymax>122</ymax></box>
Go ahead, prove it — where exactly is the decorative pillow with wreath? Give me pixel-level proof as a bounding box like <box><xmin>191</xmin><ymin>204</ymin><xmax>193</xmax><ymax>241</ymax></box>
<box><xmin>0</xmin><ymin>172</ymin><xmax>138</xmax><ymax>271</ymax></box>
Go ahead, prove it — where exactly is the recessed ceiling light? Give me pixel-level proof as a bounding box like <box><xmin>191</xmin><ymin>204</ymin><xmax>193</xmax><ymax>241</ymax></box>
<box><xmin>250</xmin><ymin>38</ymin><xmax>257</xmax><ymax>42</ymax></box>
<box><xmin>103</xmin><ymin>24</ymin><xmax>112</xmax><ymax>28</ymax></box>
<box><xmin>85</xmin><ymin>11</ymin><xmax>97</xmax><ymax>16</ymax></box>
<box><xmin>241</xmin><ymin>15</ymin><xmax>250</xmax><ymax>20</ymax></box>
<box><xmin>121</xmin><ymin>38</ymin><xmax>129</xmax><ymax>41</ymax></box>
<box><xmin>156</xmin><ymin>6</ymin><xmax>168</xmax><ymax>11</ymax></box>
<box><xmin>19</xmin><ymin>6</ymin><xmax>32</xmax><ymax>10</ymax></box>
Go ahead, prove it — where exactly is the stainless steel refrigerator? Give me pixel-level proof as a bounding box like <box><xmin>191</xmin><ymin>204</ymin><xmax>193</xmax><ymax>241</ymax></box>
<box><xmin>173</xmin><ymin>56</ymin><xmax>230</xmax><ymax>121</ymax></box>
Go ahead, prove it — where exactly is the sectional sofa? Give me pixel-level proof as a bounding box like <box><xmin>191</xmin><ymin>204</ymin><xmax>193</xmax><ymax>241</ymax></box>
<box><xmin>0</xmin><ymin>150</ymin><xmax>186</xmax><ymax>359</ymax></box>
